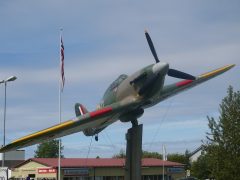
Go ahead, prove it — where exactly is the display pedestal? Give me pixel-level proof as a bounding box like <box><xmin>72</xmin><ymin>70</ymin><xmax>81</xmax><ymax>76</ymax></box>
<box><xmin>125</xmin><ymin>121</ymin><xmax>142</xmax><ymax>180</ymax></box>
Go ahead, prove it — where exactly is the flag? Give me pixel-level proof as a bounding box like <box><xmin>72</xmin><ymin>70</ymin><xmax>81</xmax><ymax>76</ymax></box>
<box><xmin>60</xmin><ymin>35</ymin><xmax>65</xmax><ymax>91</ymax></box>
<box><xmin>162</xmin><ymin>144</ymin><xmax>167</xmax><ymax>161</ymax></box>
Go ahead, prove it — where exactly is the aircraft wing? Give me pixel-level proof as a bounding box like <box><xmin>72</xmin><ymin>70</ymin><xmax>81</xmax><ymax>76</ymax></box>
<box><xmin>0</xmin><ymin>98</ymin><xmax>140</xmax><ymax>153</ymax></box>
<box><xmin>159</xmin><ymin>64</ymin><xmax>235</xmax><ymax>102</ymax></box>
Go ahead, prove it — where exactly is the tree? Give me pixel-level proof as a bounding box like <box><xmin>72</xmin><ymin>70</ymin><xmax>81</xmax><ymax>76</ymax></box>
<box><xmin>167</xmin><ymin>150</ymin><xmax>190</xmax><ymax>170</ymax></box>
<box><xmin>113</xmin><ymin>149</ymin><xmax>162</xmax><ymax>159</ymax></box>
<box><xmin>191</xmin><ymin>153</ymin><xmax>212</xmax><ymax>180</ymax></box>
<box><xmin>205</xmin><ymin>86</ymin><xmax>240</xmax><ymax>179</ymax></box>
<box><xmin>142</xmin><ymin>150</ymin><xmax>162</xmax><ymax>159</ymax></box>
<box><xmin>113</xmin><ymin>149</ymin><xmax>126</xmax><ymax>158</ymax></box>
<box><xmin>34</xmin><ymin>139</ymin><xmax>64</xmax><ymax>158</ymax></box>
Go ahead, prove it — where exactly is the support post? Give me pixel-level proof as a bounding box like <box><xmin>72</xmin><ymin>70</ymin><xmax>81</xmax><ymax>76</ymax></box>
<box><xmin>125</xmin><ymin>121</ymin><xmax>143</xmax><ymax>180</ymax></box>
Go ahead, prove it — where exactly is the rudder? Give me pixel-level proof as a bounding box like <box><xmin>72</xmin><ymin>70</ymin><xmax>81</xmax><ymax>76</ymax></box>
<box><xmin>75</xmin><ymin>103</ymin><xmax>88</xmax><ymax>117</ymax></box>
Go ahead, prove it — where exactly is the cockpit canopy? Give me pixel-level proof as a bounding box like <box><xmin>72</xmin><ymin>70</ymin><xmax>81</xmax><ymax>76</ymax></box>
<box><xmin>99</xmin><ymin>74</ymin><xmax>128</xmax><ymax>107</ymax></box>
<box><xmin>107</xmin><ymin>74</ymin><xmax>128</xmax><ymax>92</ymax></box>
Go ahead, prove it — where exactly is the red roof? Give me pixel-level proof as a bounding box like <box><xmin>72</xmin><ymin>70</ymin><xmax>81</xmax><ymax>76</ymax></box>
<box><xmin>14</xmin><ymin>158</ymin><xmax>184</xmax><ymax>168</ymax></box>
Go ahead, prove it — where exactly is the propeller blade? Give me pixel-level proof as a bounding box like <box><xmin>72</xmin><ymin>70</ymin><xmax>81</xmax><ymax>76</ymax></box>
<box><xmin>168</xmin><ymin>69</ymin><xmax>196</xmax><ymax>80</ymax></box>
<box><xmin>145</xmin><ymin>30</ymin><xmax>160</xmax><ymax>63</ymax></box>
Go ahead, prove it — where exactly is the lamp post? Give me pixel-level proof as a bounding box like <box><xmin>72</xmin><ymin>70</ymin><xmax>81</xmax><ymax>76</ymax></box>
<box><xmin>0</xmin><ymin>76</ymin><xmax>17</xmax><ymax>167</ymax></box>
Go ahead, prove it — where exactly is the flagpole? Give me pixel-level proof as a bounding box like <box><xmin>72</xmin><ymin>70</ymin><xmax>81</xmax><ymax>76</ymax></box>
<box><xmin>162</xmin><ymin>144</ymin><xmax>165</xmax><ymax>180</ymax></box>
<box><xmin>58</xmin><ymin>28</ymin><xmax>64</xmax><ymax>180</ymax></box>
<box><xmin>163</xmin><ymin>145</ymin><xmax>164</xmax><ymax>180</ymax></box>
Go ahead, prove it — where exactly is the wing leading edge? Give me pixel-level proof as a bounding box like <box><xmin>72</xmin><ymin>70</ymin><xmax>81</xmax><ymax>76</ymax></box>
<box><xmin>160</xmin><ymin>64</ymin><xmax>235</xmax><ymax>102</ymax></box>
<box><xmin>0</xmin><ymin>98</ymin><xmax>140</xmax><ymax>153</ymax></box>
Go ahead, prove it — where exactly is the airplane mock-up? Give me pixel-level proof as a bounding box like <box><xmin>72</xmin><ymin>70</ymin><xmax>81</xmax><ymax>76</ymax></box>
<box><xmin>0</xmin><ymin>31</ymin><xmax>235</xmax><ymax>153</ymax></box>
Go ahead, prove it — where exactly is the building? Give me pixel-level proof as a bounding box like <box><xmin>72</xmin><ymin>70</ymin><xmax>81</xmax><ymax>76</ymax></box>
<box><xmin>189</xmin><ymin>146</ymin><xmax>204</xmax><ymax>163</ymax></box>
<box><xmin>0</xmin><ymin>150</ymin><xmax>25</xmax><ymax>168</ymax></box>
<box><xmin>0</xmin><ymin>150</ymin><xmax>25</xmax><ymax>179</ymax></box>
<box><xmin>11</xmin><ymin>158</ymin><xmax>185</xmax><ymax>180</ymax></box>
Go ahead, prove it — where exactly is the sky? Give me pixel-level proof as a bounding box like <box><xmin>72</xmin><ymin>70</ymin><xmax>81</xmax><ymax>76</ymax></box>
<box><xmin>0</xmin><ymin>0</ymin><xmax>239</xmax><ymax>159</ymax></box>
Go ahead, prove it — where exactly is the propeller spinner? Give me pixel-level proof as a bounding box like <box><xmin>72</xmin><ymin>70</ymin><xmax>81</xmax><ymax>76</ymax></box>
<box><xmin>145</xmin><ymin>30</ymin><xmax>196</xmax><ymax>80</ymax></box>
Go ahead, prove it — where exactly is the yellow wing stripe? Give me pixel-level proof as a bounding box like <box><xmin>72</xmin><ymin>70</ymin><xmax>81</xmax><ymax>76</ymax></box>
<box><xmin>199</xmin><ymin>64</ymin><xmax>235</xmax><ymax>79</ymax></box>
<box><xmin>12</xmin><ymin>120</ymin><xmax>75</xmax><ymax>144</ymax></box>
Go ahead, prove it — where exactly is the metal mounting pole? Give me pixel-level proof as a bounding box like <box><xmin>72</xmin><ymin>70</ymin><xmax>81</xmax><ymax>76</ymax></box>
<box><xmin>0</xmin><ymin>76</ymin><xmax>17</xmax><ymax>168</ymax></box>
<box><xmin>125</xmin><ymin>120</ymin><xmax>142</xmax><ymax>180</ymax></box>
<box><xmin>2</xmin><ymin>82</ymin><xmax>7</xmax><ymax>167</ymax></box>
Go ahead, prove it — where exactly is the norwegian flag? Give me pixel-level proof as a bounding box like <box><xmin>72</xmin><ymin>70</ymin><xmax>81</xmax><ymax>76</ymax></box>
<box><xmin>60</xmin><ymin>36</ymin><xmax>65</xmax><ymax>91</ymax></box>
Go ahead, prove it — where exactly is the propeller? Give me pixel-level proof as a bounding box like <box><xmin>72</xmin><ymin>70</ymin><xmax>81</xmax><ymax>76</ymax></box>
<box><xmin>145</xmin><ymin>30</ymin><xmax>196</xmax><ymax>80</ymax></box>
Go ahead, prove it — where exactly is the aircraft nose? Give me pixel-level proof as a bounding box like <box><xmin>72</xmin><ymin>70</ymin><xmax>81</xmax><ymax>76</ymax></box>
<box><xmin>152</xmin><ymin>62</ymin><xmax>169</xmax><ymax>75</ymax></box>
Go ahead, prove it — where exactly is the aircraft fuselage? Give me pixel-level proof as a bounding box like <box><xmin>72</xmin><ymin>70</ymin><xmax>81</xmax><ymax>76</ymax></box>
<box><xmin>99</xmin><ymin>62</ymin><xmax>169</xmax><ymax>122</ymax></box>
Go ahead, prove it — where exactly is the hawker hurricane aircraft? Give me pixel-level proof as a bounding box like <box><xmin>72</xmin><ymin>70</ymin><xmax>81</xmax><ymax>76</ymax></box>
<box><xmin>0</xmin><ymin>31</ymin><xmax>235</xmax><ymax>152</ymax></box>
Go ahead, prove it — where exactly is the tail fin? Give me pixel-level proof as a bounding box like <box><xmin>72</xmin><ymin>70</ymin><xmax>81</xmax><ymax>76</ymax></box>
<box><xmin>75</xmin><ymin>103</ymin><xmax>88</xmax><ymax>117</ymax></box>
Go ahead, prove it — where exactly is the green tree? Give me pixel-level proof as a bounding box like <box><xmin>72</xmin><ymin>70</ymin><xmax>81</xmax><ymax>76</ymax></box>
<box><xmin>205</xmin><ymin>86</ymin><xmax>240</xmax><ymax>179</ymax></box>
<box><xmin>142</xmin><ymin>150</ymin><xmax>162</xmax><ymax>159</ymax></box>
<box><xmin>167</xmin><ymin>150</ymin><xmax>190</xmax><ymax>170</ymax></box>
<box><xmin>34</xmin><ymin>139</ymin><xmax>64</xmax><ymax>158</ymax></box>
<box><xmin>191</xmin><ymin>153</ymin><xmax>212</xmax><ymax>180</ymax></box>
<box><xmin>113</xmin><ymin>150</ymin><xmax>162</xmax><ymax>159</ymax></box>
<box><xmin>113</xmin><ymin>149</ymin><xmax>126</xmax><ymax>158</ymax></box>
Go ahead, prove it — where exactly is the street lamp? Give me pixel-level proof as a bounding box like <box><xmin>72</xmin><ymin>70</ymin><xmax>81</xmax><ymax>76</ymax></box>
<box><xmin>0</xmin><ymin>76</ymin><xmax>17</xmax><ymax>167</ymax></box>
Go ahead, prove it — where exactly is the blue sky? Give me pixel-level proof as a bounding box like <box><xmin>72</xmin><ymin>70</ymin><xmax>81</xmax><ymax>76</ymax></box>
<box><xmin>0</xmin><ymin>1</ymin><xmax>239</xmax><ymax>158</ymax></box>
